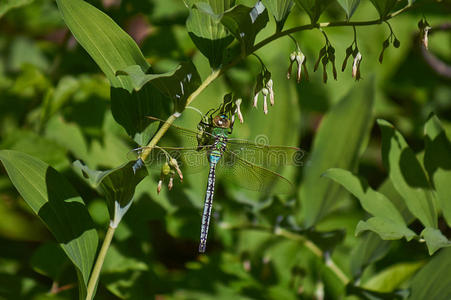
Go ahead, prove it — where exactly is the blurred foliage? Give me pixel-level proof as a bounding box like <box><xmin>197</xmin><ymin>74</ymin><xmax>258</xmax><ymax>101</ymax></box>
<box><xmin>0</xmin><ymin>0</ymin><xmax>451</xmax><ymax>299</ymax></box>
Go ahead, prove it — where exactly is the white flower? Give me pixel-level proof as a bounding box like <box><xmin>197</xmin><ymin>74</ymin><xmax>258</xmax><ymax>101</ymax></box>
<box><xmin>352</xmin><ymin>52</ymin><xmax>362</xmax><ymax>80</ymax></box>
<box><xmin>262</xmin><ymin>87</ymin><xmax>269</xmax><ymax>114</ymax></box>
<box><xmin>266</xmin><ymin>79</ymin><xmax>274</xmax><ymax>106</ymax></box>
<box><xmin>157</xmin><ymin>179</ymin><xmax>163</xmax><ymax>194</ymax></box>
<box><xmin>235</xmin><ymin>99</ymin><xmax>244</xmax><ymax>123</ymax></box>
<box><xmin>169</xmin><ymin>158</ymin><xmax>183</xmax><ymax>182</ymax></box>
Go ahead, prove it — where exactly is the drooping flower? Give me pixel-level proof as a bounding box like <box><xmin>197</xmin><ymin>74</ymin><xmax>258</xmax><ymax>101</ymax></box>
<box><xmin>266</xmin><ymin>79</ymin><xmax>274</xmax><ymax>106</ymax></box>
<box><xmin>235</xmin><ymin>98</ymin><xmax>244</xmax><ymax>123</ymax></box>
<box><xmin>352</xmin><ymin>52</ymin><xmax>362</xmax><ymax>80</ymax></box>
<box><xmin>169</xmin><ymin>158</ymin><xmax>183</xmax><ymax>182</ymax></box>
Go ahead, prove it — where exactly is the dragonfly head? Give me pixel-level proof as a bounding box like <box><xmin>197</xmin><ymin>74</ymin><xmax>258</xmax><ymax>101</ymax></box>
<box><xmin>213</xmin><ymin>114</ymin><xmax>231</xmax><ymax>129</ymax></box>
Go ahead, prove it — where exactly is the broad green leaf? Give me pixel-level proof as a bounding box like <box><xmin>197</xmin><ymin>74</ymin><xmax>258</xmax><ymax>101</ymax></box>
<box><xmin>356</xmin><ymin>217</ymin><xmax>415</xmax><ymax>240</ymax></box>
<box><xmin>378</xmin><ymin>119</ymin><xmax>437</xmax><ymax>228</ymax></box>
<box><xmin>409</xmin><ymin>247</ymin><xmax>451</xmax><ymax>300</ymax></box>
<box><xmin>299</xmin><ymin>78</ymin><xmax>374</xmax><ymax>227</ymax></box>
<box><xmin>363</xmin><ymin>261</ymin><xmax>424</xmax><ymax>292</ymax></box>
<box><xmin>74</xmin><ymin>161</ymin><xmax>148</xmax><ymax>227</ymax></box>
<box><xmin>294</xmin><ymin>0</ymin><xmax>334</xmax><ymax>23</ymax></box>
<box><xmin>56</xmin><ymin>0</ymin><xmax>169</xmax><ymax>145</ymax></box>
<box><xmin>261</xmin><ymin>0</ymin><xmax>294</xmax><ymax>31</ymax></box>
<box><xmin>221</xmin><ymin>2</ymin><xmax>269</xmax><ymax>56</ymax></box>
<box><xmin>424</xmin><ymin>114</ymin><xmax>451</xmax><ymax>227</ymax></box>
<box><xmin>421</xmin><ymin>227</ymin><xmax>451</xmax><ymax>255</ymax></box>
<box><xmin>56</xmin><ymin>0</ymin><xmax>149</xmax><ymax>89</ymax></box>
<box><xmin>369</xmin><ymin>0</ymin><xmax>397</xmax><ymax>18</ymax></box>
<box><xmin>350</xmin><ymin>232</ymin><xmax>391</xmax><ymax>279</ymax></box>
<box><xmin>324</xmin><ymin>168</ymin><xmax>415</xmax><ymax>240</ymax></box>
<box><xmin>0</xmin><ymin>150</ymin><xmax>98</xmax><ymax>298</ymax></box>
<box><xmin>116</xmin><ymin>61</ymin><xmax>201</xmax><ymax>112</ymax></box>
<box><xmin>324</xmin><ymin>169</ymin><xmax>406</xmax><ymax>224</ymax></box>
<box><xmin>186</xmin><ymin>0</ymin><xmax>235</xmax><ymax>68</ymax></box>
<box><xmin>336</xmin><ymin>0</ymin><xmax>361</xmax><ymax>20</ymax></box>
<box><xmin>0</xmin><ymin>0</ymin><xmax>34</xmax><ymax>19</ymax></box>
<box><xmin>110</xmin><ymin>85</ymin><xmax>169</xmax><ymax>146</ymax></box>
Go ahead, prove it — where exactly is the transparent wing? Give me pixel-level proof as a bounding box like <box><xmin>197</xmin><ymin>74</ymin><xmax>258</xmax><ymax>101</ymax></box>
<box><xmin>127</xmin><ymin>146</ymin><xmax>210</xmax><ymax>174</ymax></box>
<box><xmin>216</xmin><ymin>150</ymin><xmax>294</xmax><ymax>194</ymax></box>
<box><xmin>225</xmin><ymin>138</ymin><xmax>306</xmax><ymax>170</ymax></box>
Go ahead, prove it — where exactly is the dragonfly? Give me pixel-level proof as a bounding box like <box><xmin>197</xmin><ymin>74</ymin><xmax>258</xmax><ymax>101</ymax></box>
<box><xmin>130</xmin><ymin>110</ymin><xmax>304</xmax><ymax>253</ymax></box>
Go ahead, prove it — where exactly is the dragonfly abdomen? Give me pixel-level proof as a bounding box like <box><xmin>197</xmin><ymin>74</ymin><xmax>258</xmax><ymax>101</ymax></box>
<box><xmin>199</xmin><ymin>162</ymin><xmax>217</xmax><ymax>253</ymax></box>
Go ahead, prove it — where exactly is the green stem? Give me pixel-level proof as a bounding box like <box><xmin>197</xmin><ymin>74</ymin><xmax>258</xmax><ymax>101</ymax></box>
<box><xmin>252</xmin><ymin>4</ymin><xmax>412</xmax><ymax>53</ymax></box>
<box><xmin>86</xmin><ymin>225</ymin><xmax>116</xmax><ymax>300</ymax></box>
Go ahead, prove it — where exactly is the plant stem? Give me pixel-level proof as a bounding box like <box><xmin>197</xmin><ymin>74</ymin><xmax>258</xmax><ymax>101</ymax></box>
<box><xmin>252</xmin><ymin>4</ymin><xmax>412</xmax><ymax>53</ymax></box>
<box><xmin>86</xmin><ymin>225</ymin><xmax>116</xmax><ymax>300</ymax></box>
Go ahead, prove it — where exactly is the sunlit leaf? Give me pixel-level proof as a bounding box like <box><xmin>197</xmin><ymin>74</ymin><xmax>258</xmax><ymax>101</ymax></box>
<box><xmin>355</xmin><ymin>217</ymin><xmax>415</xmax><ymax>240</ymax></box>
<box><xmin>221</xmin><ymin>2</ymin><xmax>269</xmax><ymax>56</ymax></box>
<box><xmin>0</xmin><ymin>150</ymin><xmax>98</xmax><ymax>298</ymax></box>
<box><xmin>56</xmin><ymin>0</ymin><xmax>149</xmax><ymax>89</ymax></box>
<box><xmin>186</xmin><ymin>0</ymin><xmax>235</xmax><ymax>68</ymax></box>
<box><xmin>261</xmin><ymin>0</ymin><xmax>294</xmax><ymax>31</ymax></box>
<box><xmin>324</xmin><ymin>168</ymin><xmax>415</xmax><ymax>240</ymax></box>
<box><xmin>363</xmin><ymin>261</ymin><xmax>424</xmax><ymax>292</ymax></box>
<box><xmin>409</xmin><ymin>247</ymin><xmax>451</xmax><ymax>300</ymax></box>
<box><xmin>299</xmin><ymin>78</ymin><xmax>374</xmax><ymax>227</ymax></box>
<box><xmin>424</xmin><ymin>114</ymin><xmax>451</xmax><ymax>227</ymax></box>
<box><xmin>294</xmin><ymin>0</ymin><xmax>334</xmax><ymax>23</ymax></box>
<box><xmin>378</xmin><ymin>119</ymin><xmax>437</xmax><ymax>228</ymax></box>
<box><xmin>421</xmin><ymin>227</ymin><xmax>451</xmax><ymax>255</ymax></box>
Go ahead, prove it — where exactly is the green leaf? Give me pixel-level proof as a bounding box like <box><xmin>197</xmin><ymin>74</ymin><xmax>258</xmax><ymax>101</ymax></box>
<box><xmin>186</xmin><ymin>0</ymin><xmax>235</xmax><ymax>68</ymax></box>
<box><xmin>116</xmin><ymin>61</ymin><xmax>201</xmax><ymax>112</ymax></box>
<box><xmin>0</xmin><ymin>0</ymin><xmax>34</xmax><ymax>19</ymax></box>
<box><xmin>299</xmin><ymin>78</ymin><xmax>374</xmax><ymax>227</ymax></box>
<box><xmin>294</xmin><ymin>0</ymin><xmax>334</xmax><ymax>23</ymax></box>
<box><xmin>56</xmin><ymin>0</ymin><xmax>169</xmax><ymax>145</ymax></box>
<box><xmin>424</xmin><ymin>114</ymin><xmax>451</xmax><ymax>227</ymax></box>
<box><xmin>350</xmin><ymin>232</ymin><xmax>391</xmax><ymax>279</ymax></box>
<box><xmin>421</xmin><ymin>227</ymin><xmax>451</xmax><ymax>255</ymax></box>
<box><xmin>110</xmin><ymin>85</ymin><xmax>169</xmax><ymax>146</ymax></box>
<box><xmin>336</xmin><ymin>0</ymin><xmax>361</xmax><ymax>20</ymax></box>
<box><xmin>74</xmin><ymin>161</ymin><xmax>148</xmax><ymax>227</ymax></box>
<box><xmin>378</xmin><ymin>119</ymin><xmax>437</xmax><ymax>228</ymax></box>
<box><xmin>220</xmin><ymin>2</ymin><xmax>269</xmax><ymax>56</ymax></box>
<box><xmin>409</xmin><ymin>247</ymin><xmax>451</xmax><ymax>300</ymax></box>
<box><xmin>356</xmin><ymin>217</ymin><xmax>415</xmax><ymax>240</ymax></box>
<box><xmin>56</xmin><ymin>0</ymin><xmax>149</xmax><ymax>89</ymax></box>
<box><xmin>324</xmin><ymin>168</ymin><xmax>415</xmax><ymax>240</ymax></box>
<box><xmin>363</xmin><ymin>261</ymin><xmax>424</xmax><ymax>292</ymax></box>
<box><xmin>369</xmin><ymin>0</ymin><xmax>397</xmax><ymax>18</ymax></box>
<box><xmin>260</xmin><ymin>0</ymin><xmax>294</xmax><ymax>31</ymax></box>
<box><xmin>346</xmin><ymin>285</ymin><xmax>408</xmax><ymax>300</ymax></box>
<box><xmin>0</xmin><ymin>150</ymin><xmax>98</xmax><ymax>298</ymax></box>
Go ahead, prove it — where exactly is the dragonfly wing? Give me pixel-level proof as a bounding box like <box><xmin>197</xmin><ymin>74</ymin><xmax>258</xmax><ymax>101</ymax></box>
<box><xmin>216</xmin><ymin>150</ymin><xmax>294</xmax><ymax>194</ymax></box>
<box><xmin>128</xmin><ymin>146</ymin><xmax>210</xmax><ymax>174</ymax></box>
<box><xmin>225</xmin><ymin>138</ymin><xmax>305</xmax><ymax>170</ymax></box>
